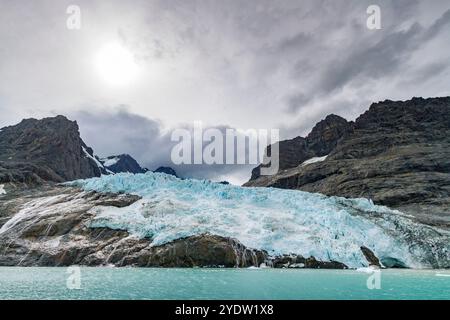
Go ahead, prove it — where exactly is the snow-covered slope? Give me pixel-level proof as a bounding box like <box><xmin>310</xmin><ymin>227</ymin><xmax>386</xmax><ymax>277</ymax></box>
<box><xmin>68</xmin><ymin>173</ymin><xmax>450</xmax><ymax>269</ymax></box>
<box><xmin>99</xmin><ymin>154</ymin><xmax>146</xmax><ymax>174</ymax></box>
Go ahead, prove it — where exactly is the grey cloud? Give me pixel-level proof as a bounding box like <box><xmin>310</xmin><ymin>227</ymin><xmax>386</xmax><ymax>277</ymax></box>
<box><xmin>286</xmin><ymin>7</ymin><xmax>450</xmax><ymax>113</ymax></box>
<box><xmin>423</xmin><ymin>9</ymin><xmax>450</xmax><ymax>39</ymax></box>
<box><xmin>286</xmin><ymin>93</ymin><xmax>311</xmax><ymax>113</ymax></box>
<box><xmin>72</xmin><ymin>107</ymin><xmax>256</xmax><ymax>184</ymax></box>
<box><xmin>320</xmin><ymin>23</ymin><xmax>422</xmax><ymax>94</ymax></box>
<box><xmin>400</xmin><ymin>61</ymin><xmax>450</xmax><ymax>87</ymax></box>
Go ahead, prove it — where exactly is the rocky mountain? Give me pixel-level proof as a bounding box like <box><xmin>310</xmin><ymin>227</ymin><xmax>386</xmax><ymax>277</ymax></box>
<box><xmin>250</xmin><ymin>114</ymin><xmax>351</xmax><ymax>180</ymax></box>
<box><xmin>0</xmin><ymin>116</ymin><xmax>103</xmax><ymax>184</ymax></box>
<box><xmin>100</xmin><ymin>154</ymin><xmax>147</xmax><ymax>174</ymax></box>
<box><xmin>0</xmin><ymin>115</ymin><xmax>152</xmax><ymax>184</ymax></box>
<box><xmin>245</xmin><ymin>97</ymin><xmax>450</xmax><ymax>228</ymax></box>
<box><xmin>153</xmin><ymin>166</ymin><xmax>178</xmax><ymax>177</ymax></box>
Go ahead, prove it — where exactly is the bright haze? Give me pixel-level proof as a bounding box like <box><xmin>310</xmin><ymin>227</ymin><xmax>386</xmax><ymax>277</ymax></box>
<box><xmin>1</xmin><ymin>0</ymin><xmax>449</xmax><ymax>184</ymax></box>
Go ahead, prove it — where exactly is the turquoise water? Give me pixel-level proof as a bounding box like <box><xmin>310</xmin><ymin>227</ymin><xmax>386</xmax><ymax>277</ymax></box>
<box><xmin>0</xmin><ymin>268</ymin><xmax>449</xmax><ymax>300</ymax></box>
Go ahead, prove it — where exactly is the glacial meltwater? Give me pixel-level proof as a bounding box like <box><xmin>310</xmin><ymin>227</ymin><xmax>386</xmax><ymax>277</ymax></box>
<box><xmin>0</xmin><ymin>267</ymin><xmax>449</xmax><ymax>300</ymax></box>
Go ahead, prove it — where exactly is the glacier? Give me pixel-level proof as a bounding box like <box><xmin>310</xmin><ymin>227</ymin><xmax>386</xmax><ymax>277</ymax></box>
<box><xmin>68</xmin><ymin>172</ymin><xmax>450</xmax><ymax>269</ymax></box>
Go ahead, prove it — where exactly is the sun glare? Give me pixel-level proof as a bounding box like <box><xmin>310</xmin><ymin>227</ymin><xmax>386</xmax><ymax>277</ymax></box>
<box><xmin>95</xmin><ymin>43</ymin><xmax>138</xmax><ymax>86</ymax></box>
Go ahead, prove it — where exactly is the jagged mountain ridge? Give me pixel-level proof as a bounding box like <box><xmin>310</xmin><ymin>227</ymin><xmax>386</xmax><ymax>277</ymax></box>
<box><xmin>100</xmin><ymin>154</ymin><xmax>147</xmax><ymax>174</ymax></box>
<box><xmin>245</xmin><ymin>97</ymin><xmax>450</xmax><ymax>228</ymax></box>
<box><xmin>250</xmin><ymin>114</ymin><xmax>352</xmax><ymax>180</ymax></box>
<box><xmin>0</xmin><ymin>115</ymin><xmax>160</xmax><ymax>183</ymax></box>
<box><xmin>0</xmin><ymin>116</ymin><xmax>102</xmax><ymax>184</ymax></box>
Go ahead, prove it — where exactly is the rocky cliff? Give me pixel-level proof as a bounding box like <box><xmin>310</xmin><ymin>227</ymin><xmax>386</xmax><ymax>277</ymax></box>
<box><xmin>250</xmin><ymin>114</ymin><xmax>351</xmax><ymax>180</ymax></box>
<box><xmin>0</xmin><ymin>116</ymin><xmax>103</xmax><ymax>184</ymax></box>
<box><xmin>245</xmin><ymin>97</ymin><xmax>450</xmax><ymax>228</ymax></box>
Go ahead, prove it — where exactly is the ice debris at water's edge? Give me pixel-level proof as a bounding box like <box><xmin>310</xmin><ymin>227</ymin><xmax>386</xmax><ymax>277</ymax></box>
<box><xmin>67</xmin><ymin>172</ymin><xmax>449</xmax><ymax>269</ymax></box>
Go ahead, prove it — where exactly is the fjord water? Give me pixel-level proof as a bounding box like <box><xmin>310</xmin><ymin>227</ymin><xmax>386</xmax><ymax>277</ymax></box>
<box><xmin>0</xmin><ymin>267</ymin><xmax>449</xmax><ymax>300</ymax></box>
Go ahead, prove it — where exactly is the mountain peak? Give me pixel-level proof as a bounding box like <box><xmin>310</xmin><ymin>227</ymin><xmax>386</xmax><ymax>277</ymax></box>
<box><xmin>100</xmin><ymin>154</ymin><xmax>146</xmax><ymax>174</ymax></box>
<box><xmin>0</xmin><ymin>115</ymin><xmax>102</xmax><ymax>184</ymax></box>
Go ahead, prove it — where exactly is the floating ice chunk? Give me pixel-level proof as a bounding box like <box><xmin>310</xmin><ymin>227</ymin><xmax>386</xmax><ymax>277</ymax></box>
<box><xmin>356</xmin><ymin>266</ymin><xmax>380</xmax><ymax>273</ymax></box>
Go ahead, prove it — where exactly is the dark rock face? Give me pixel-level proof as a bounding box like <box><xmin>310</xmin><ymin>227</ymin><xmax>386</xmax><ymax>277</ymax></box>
<box><xmin>0</xmin><ymin>116</ymin><xmax>102</xmax><ymax>184</ymax></box>
<box><xmin>101</xmin><ymin>154</ymin><xmax>146</xmax><ymax>174</ymax></box>
<box><xmin>128</xmin><ymin>234</ymin><xmax>268</xmax><ymax>268</ymax></box>
<box><xmin>360</xmin><ymin>246</ymin><xmax>381</xmax><ymax>267</ymax></box>
<box><xmin>305</xmin><ymin>114</ymin><xmax>353</xmax><ymax>156</ymax></box>
<box><xmin>246</xmin><ymin>97</ymin><xmax>450</xmax><ymax>228</ymax></box>
<box><xmin>154</xmin><ymin>166</ymin><xmax>178</xmax><ymax>177</ymax></box>
<box><xmin>250</xmin><ymin>114</ymin><xmax>351</xmax><ymax>180</ymax></box>
<box><xmin>271</xmin><ymin>254</ymin><xmax>348</xmax><ymax>269</ymax></box>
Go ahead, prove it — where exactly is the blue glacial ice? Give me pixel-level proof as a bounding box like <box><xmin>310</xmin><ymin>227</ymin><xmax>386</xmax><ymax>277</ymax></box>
<box><xmin>68</xmin><ymin>172</ymin><xmax>450</xmax><ymax>268</ymax></box>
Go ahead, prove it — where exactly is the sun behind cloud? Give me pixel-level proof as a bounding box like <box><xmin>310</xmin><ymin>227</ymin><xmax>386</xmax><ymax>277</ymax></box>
<box><xmin>94</xmin><ymin>43</ymin><xmax>139</xmax><ymax>86</ymax></box>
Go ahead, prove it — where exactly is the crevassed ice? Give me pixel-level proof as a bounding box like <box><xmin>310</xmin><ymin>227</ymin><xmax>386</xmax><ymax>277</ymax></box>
<box><xmin>68</xmin><ymin>173</ymin><xmax>425</xmax><ymax>268</ymax></box>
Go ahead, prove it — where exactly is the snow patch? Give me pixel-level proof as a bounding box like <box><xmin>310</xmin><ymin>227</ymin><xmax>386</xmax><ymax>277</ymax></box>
<box><xmin>102</xmin><ymin>157</ymin><xmax>119</xmax><ymax>167</ymax></box>
<box><xmin>0</xmin><ymin>194</ymin><xmax>78</xmax><ymax>235</ymax></box>
<box><xmin>0</xmin><ymin>184</ymin><xmax>6</xmax><ymax>195</ymax></box>
<box><xmin>301</xmin><ymin>155</ymin><xmax>328</xmax><ymax>166</ymax></box>
<box><xmin>82</xmin><ymin>147</ymin><xmax>105</xmax><ymax>170</ymax></box>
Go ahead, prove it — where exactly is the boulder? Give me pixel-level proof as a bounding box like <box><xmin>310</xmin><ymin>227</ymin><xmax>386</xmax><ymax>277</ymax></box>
<box><xmin>360</xmin><ymin>246</ymin><xmax>381</xmax><ymax>267</ymax></box>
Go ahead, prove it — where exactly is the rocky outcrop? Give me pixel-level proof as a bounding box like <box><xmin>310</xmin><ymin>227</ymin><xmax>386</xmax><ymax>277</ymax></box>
<box><xmin>271</xmin><ymin>254</ymin><xmax>348</xmax><ymax>269</ymax></box>
<box><xmin>0</xmin><ymin>186</ymin><xmax>350</xmax><ymax>268</ymax></box>
<box><xmin>100</xmin><ymin>154</ymin><xmax>146</xmax><ymax>174</ymax></box>
<box><xmin>128</xmin><ymin>234</ymin><xmax>267</xmax><ymax>268</ymax></box>
<box><xmin>360</xmin><ymin>246</ymin><xmax>381</xmax><ymax>267</ymax></box>
<box><xmin>250</xmin><ymin>114</ymin><xmax>351</xmax><ymax>180</ymax></box>
<box><xmin>246</xmin><ymin>97</ymin><xmax>450</xmax><ymax>229</ymax></box>
<box><xmin>0</xmin><ymin>116</ymin><xmax>103</xmax><ymax>184</ymax></box>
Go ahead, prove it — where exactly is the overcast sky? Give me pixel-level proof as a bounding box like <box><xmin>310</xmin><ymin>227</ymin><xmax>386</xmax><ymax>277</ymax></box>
<box><xmin>1</xmin><ymin>0</ymin><xmax>449</xmax><ymax>184</ymax></box>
